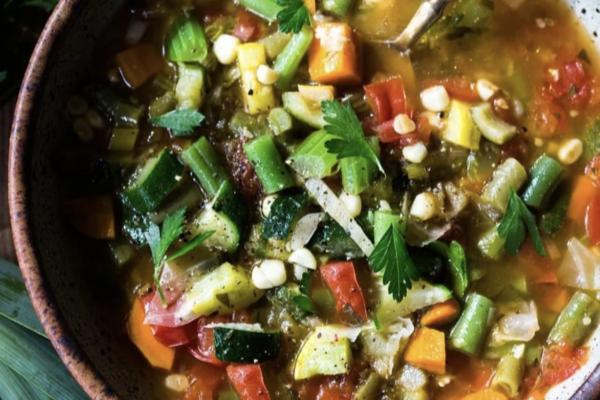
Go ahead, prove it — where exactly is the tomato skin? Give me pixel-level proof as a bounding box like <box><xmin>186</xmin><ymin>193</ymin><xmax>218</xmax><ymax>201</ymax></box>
<box><xmin>226</xmin><ymin>364</ymin><xmax>271</xmax><ymax>400</ymax></box>
<box><xmin>538</xmin><ymin>344</ymin><xmax>587</xmax><ymax>388</ymax></box>
<box><xmin>364</xmin><ymin>78</ymin><xmax>410</xmax><ymax>124</ymax></box>
<box><xmin>188</xmin><ymin>316</ymin><xmax>229</xmax><ymax>367</ymax></box>
<box><xmin>140</xmin><ymin>293</ymin><xmax>195</xmax><ymax>347</ymax></box>
<box><xmin>585</xmin><ymin>193</ymin><xmax>600</xmax><ymax>246</ymax></box>
<box><xmin>183</xmin><ymin>362</ymin><xmax>225</xmax><ymax>400</ymax></box>
<box><xmin>320</xmin><ymin>261</ymin><xmax>368</xmax><ymax>322</ymax></box>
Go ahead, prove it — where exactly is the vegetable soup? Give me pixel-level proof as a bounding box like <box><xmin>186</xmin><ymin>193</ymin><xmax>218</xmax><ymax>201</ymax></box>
<box><xmin>61</xmin><ymin>0</ymin><xmax>600</xmax><ymax>398</ymax></box>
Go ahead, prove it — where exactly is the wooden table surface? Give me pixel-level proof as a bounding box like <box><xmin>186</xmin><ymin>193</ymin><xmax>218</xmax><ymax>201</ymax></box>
<box><xmin>1</xmin><ymin>100</ymin><xmax>17</xmax><ymax>263</ymax></box>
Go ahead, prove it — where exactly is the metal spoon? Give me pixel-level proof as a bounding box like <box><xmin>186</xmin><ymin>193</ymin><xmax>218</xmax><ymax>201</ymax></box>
<box><xmin>383</xmin><ymin>0</ymin><xmax>451</xmax><ymax>53</ymax></box>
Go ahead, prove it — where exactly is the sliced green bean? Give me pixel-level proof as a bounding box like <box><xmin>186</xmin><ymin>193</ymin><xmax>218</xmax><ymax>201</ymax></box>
<box><xmin>480</xmin><ymin>157</ymin><xmax>527</xmax><ymax>212</ymax></box>
<box><xmin>449</xmin><ymin>293</ymin><xmax>495</xmax><ymax>356</ymax></box>
<box><xmin>181</xmin><ymin>137</ymin><xmax>230</xmax><ymax>198</ymax></box>
<box><xmin>491</xmin><ymin>344</ymin><xmax>525</xmax><ymax>397</ymax></box>
<box><xmin>548</xmin><ymin>291</ymin><xmax>600</xmax><ymax>347</ymax></box>
<box><xmin>244</xmin><ymin>135</ymin><xmax>295</xmax><ymax>194</ymax></box>
<box><xmin>274</xmin><ymin>26</ymin><xmax>314</xmax><ymax>89</ymax></box>
<box><xmin>522</xmin><ymin>154</ymin><xmax>564</xmax><ymax>209</ymax></box>
<box><xmin>477</xmin><ymin>225</ymin><xmax>505</xmax><ymax>260</ymax></box>
<box><xmin>238</xmin><ymin>0</ymin><xmax>282</xmax><ymax>21</ymax></box>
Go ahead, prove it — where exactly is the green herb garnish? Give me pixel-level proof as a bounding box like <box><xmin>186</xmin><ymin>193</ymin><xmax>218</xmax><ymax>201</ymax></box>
<box><xmin>368</xmin><ymin>224</ymin><xmax>420</xmax><ymax>301</ymax></box>
<box><xmin>276</xmin><ymin>0</ymin><xmax>311</xmax><ymax>33</ymax></box>
<box><xmin>145</xmin><ymin>208</ymin><xmax>187</xmax><ymax>299</ymax></box>
<box><xmin>150</xmin><ymin>109</ymin><xmax>205</xmax><ymax>136</ymax></box>
<box><xmin>166</xmin><ymin>230</ymin><xmax>214</xmax><ymax>262</ymax></box>
<box><xmin>322</xmin><ymin>100</ymin><xmax>384</xmax><ymax>174</ymax></box>
<box><xmin>498</xmin><ymin>190</ymin><xmax>546</xmax><ymax>256</ymax></box>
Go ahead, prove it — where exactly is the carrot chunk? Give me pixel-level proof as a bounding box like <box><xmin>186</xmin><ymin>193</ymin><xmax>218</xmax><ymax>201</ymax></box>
<box><xmin>116</xmin><ymin>43</ymin><xmax>164</xmax><ymax>89</ymax></box>
<box><xmin>420</xmin><ymin>299</ymin><xmax>460</xmax><ymax>327</ymax></box>
<box><xmin>308</xmin><ymin>22</ymin><xmax>360</xmax><ymax>85</ymax></box>
<box><xmin>568</xmin><ymin>175</ymin><xmax>598</xmax><ymax>224</ymax></box>
<box><xmin>403</xmin><ymin>327</ymin><xmax>446</xmax><ymax>374</ymax></box>
<box><xmin>127</xmin><ymin>298</ymin><xmax>175</xmax><ymax>370</ymax></box>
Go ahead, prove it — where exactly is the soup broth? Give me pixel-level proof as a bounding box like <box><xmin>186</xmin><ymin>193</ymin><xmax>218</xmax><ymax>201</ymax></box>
<box><xmin>60</xmin><ymin>0</ymin><xmax>600</xmax><ymax>399</ymax></box>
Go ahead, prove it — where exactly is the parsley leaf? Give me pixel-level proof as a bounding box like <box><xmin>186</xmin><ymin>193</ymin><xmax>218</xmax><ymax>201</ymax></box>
<box><xmin>299</xmin><ymin>271</ymin><xmax>312</xmax><ymax>295</ymax></box>
<box><xmin>368</xmin><ymin>223</ymin><xmax>420</xmax><ymax>301</ymax></box>
<box><xmin>166</xmin><ymin>230</ymin><xmax>214</xmax><ymax>262</ymax></box>
<box><xmin>276</xmin><ymin>0</ymin><xmax>311</xmax><ymax>33</ymax></box>
<box><xmin>145</xmin><ymin>208</ymin><xmax>187</xmax><ymax>299</ymax></box>
<box><xmin>150</xmin><ymin>109</ymin><xmax>205</xmax><ymax>136</ymax></box>
<box><xmin>498</xmin><ymin>190</ymin><xmax>546</xmax><ymax>256</ymax></box>
<box><xmin>322</xmin><ymin>100</ymin><xmax>384</xmax><ymax>174</ymax></box>
<box><xmin>293</xmin><ymin>294</ymin><xmax>316</xmax><ymax>314</ymax></box>
<box><xmin>447</xmin><ymin>241</ymin><xmax>469</xmax><ymax>298</ymax></box>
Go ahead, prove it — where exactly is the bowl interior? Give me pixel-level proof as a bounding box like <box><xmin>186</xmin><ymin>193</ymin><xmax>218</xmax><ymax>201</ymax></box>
<box><xmin>14</xmin><ymin>0</ymin><xmax>600</xmax><ymax>399</ymax></box>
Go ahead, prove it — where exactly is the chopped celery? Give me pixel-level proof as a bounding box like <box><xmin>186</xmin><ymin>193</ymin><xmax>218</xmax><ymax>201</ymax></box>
<box><xmin>477</xmin><ymin>225</ymin><xmax>505</xmax><ymax>260</ymax></box>
<box><xmin>238</xmin><ymin>0</ymin><xmax>282</xmax><ymax>21</ymax></box>
<box><xmin>288</xmin><ymin>130</ymin><xmax>339</xmax><ymax>178</ymax></box>
<box><xmin>175</xmin><ymin>63</ymin><xmax>205</xmax><ymax>110</ymax></box>
<box><xmin>166</xmin><ymin>15</ymin><xmax>209</xmax><ymax>63</ymax></box>
<box><xmin>480</xmin><ymin>158</ymin><xmax>527</xmax><ymax>212</ymax></box>
<box><xmin>274</xmin><ymin>27</ymin><xmax>314</xmax><ymax>89</ymax></box>
<box><xmin>268</xmin><ymin>107</ymin><xmax>294</xmax><ymax>135</ymax></box>
<box><xmin>260</xmin><ymin>31</ymin><xmax>292</xmax><ymax>59</ymax></box>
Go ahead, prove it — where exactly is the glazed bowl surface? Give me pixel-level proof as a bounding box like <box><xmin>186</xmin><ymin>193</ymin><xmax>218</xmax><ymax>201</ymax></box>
<box><xmin>8</xmin><ymin>0</ymin><xmax>600</xmax><ymax>398</ymax></box>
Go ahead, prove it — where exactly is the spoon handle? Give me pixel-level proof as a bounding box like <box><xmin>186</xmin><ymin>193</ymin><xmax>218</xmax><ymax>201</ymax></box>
<box><xmin>392</xmin><ymin>0</ymin><xmax>451</xmax><ymax>51</ymax></box>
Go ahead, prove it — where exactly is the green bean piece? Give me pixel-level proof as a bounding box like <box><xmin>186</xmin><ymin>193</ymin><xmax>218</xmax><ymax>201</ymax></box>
<box><xmin>480</xmin><ymin>157</ymin><xmax>527</xmax><ymax>212</ymax></box>
<box><xmin>274</xmin><ymin>27</ymin><xmax>314</xmax><ymax>90</ymax></box>
<box><xmin>449</xmin><ymin>293</ymin><xmax>495</xmax><ymax>356</ymax></box>
<box><xmin>238</xmin><ymin>0</ymin><xmax>282</xmax><ymax>21</ymax></box>
<box><xmin>287</xmin><ymin>130</ymin><xmax>339</xmax><ymax>178</ymax></box>
<box><xmin>340</xmin><ymin>157</ymin><xmax>371</xmax><ymax>195</ymax></box>
<box><xmin>268</xmin><ymin>107</ymin><xmax>294</xmax><ymax>136</ymax></box>
<box><xmin>322</xmin><ymin>0</ymin><xmax>354</xmax><ymax>17</ymax></box>
<box><xmin>540</xmin><ymin>190</ymin><xmax>570</xmax><ymax>235</ymax></box>
<box><xmin>491</xmin><ymin>344</ymin><xmax>525</xmax><ymax>397</ymax></box>
<box><xmin>181</xmin><ymin>137</ymin><xmax>230</xmax><ymax>198</ymax></box>
<box><xmin>166</xmin><ymin>14</ymin><xmax>209</xmax><ymax>63</ymax></box>
<box><xmin>477</xmin><ymin>225</ymin><xmax>505</xmax><ymax>260</ymax></box>
<box><xmin>548</xmin><ymin>291</ymin><xmax>600</xmax><ymax>347</ymax></box>
<box><xmin>521</xmin><ymin>154</ymin><xmax>564</xmax><ymax>209</ymax></box>
<box><xmin>244</xmin><ymin>135</ymin><xmax>295</xmax><ymax>194</ymax></box>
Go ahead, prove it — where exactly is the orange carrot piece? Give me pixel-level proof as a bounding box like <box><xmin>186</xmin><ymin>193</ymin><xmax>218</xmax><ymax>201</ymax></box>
<box><xmin>420</xmin><ymin>299</ymin><xmax>460</xmax><ymax>327</ymax></box>
<box><xmin>64</xmin><ymin>196</ymin><xmax>116</xmax><ymax>239</ymax></box>
<box><xmin>403</xmin><ymin>327</ymin><xmax>446</xmax><ymax>374</ymax></box>
<box><xmin>461</xmin><ymin>389</ymin><xmax>509</xmax><ymax>400</ymax></box>
<box><xmin>568</xmin><ymin>175</ymin><xmax>599</xmax><ymax>224</ymax></box>
<box><xmin>128</xmin><ymin>298</ymin><xmax>175</xmax><ymax>370</ymax></box>
<box><xmin>304</xmin><ymin>0</ymin><xmax>316</xmax><ymax>13</ymax></box>
<box><xmin>308</xmin><ymin>22</ymin><xmax>361</xmax><ymax>85</ymax></box>
<box><xmin>116</xmin><ymin>43</ymin><xmax>164</xmax><ymax>89</ymax></box>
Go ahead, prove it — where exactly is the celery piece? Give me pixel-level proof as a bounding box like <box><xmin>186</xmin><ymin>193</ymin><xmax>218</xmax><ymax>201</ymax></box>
<box><xmin>166</xmin><ymin>14</ymin><xmax>209</xmax><ymax>63</ymax></box>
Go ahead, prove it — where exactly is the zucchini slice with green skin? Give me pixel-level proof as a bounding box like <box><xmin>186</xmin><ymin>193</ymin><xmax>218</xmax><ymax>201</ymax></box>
<box><xmin>282</xmin><ymin>92</ymin><xmax>326</xmax><ymax>129</ymax></box>
<box><xmin>213</xmin><ymin>323</ymin><xmax>282</xmax><ymax>363</ymax></box>
<box><xmin>122</xmin><ymin>149</ymin><xmax>183</xmax><ymax>213</ymax></box>
<box><xmin>471</xmin><ymin>103</ymin><xmax>518</xmax><ymax>145</ymax></box>
<box><xmin>262</xmin><ymin>191</ymin><xmax>308</xmax><ymax>239</ymax></box>
<box><xmin>189</xmin><ymin>207</ymin><xmax>240</xmax><ymax>253</ymax></box>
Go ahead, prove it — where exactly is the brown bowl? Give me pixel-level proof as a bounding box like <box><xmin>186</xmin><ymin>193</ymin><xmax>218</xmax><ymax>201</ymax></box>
<box><xmin>7</xmin><ymin>0</ymin><xmax>600</xmax><ymax>398</ymax></box>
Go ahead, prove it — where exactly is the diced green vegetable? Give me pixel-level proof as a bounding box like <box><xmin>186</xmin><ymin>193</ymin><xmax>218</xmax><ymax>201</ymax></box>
<box><xmin>87</xmin><ymin>86</ymin><xmax>144</xmax><ymax>127</ymax></box>
<box><xmin>309</xmin><ymin>218</ymin><xmax>362</xmax><ymax>258</ymax></box>
<box><xmin>274</xmin><ymin>26</ymin><xmax>314</xmax><ymax>89</ymax></box>
<box><xmin>449</xmin><ymin>293</ymin><xmax>494</xmax><ymax>356</ymax></box>
<box><xmin>239</xmin><ymin>0</ymin><xmax>283</xmax><ymax>21</ymax></box>
<box><xmin>341</xmin><ymin>156</ymin><xmax>371</xmax><ymax>195</ymax></box>
<box><xmin>480</xmin><ymin>157</ymin><xmax>527</xmax><ymax>212</ymax></box>
<box><xmin>583</xmin><ymin>119</ymin><xmax>600</xmax><ymax>161</ymax></box>
<box><xmin>268</xmin><ymin>107</ymin><xmax>294</xmax><ymax>135</ymax></box>
<box><xmin>293</xmin><ymin>325</ymin><xmax>353</xmax><ymax>380</ymax></box>
<box><xmin>212</xmin><ymin>181</ymin><xmax>248</xmax><ymax>235</ymax></box>
<box><xmin>181</xmin><ymin>137</ymin><xmax>230</xmax><ymax>198</ymax></box>
<box><xmin>491</xmin><ymin>344</ymin><xmax>525</xmax><ymax>398</ymax></box>
<box><xmin>478</xmin><ymin>225</ymin><xmax>505</xmax><ymax>260</ymax></box>
<box><xmin>471</xmin><ymin>103</ymin><xmax>518</xmax><ymax>145</ymax></box>
<box><xmin>188</xmin><ymin>206</ymin><xmax>240</xmax><ymax>253</ymax></box>
<box><xmin>214</xmin><ymin>324</ymin><xmax>281</xmax><ymax>363</ymax></box>
<box><xmin>108</xmin><ymin>127</ymin><xmax>139</xmax><ymax>152</ymax></box>
<box><xmin>282</xmin><ymin>92</ymin><xmax>326</xmax><ymax>128</ymax></box>
<box><xmin>322</xmin><ymin>0</ymin><xmax>354</xmax><ymax>17</ymax></box>
<box><xmin>166</xmin><ymin>15</ymin><xmax>209</xmax><ymax>63</ymax></box>
<box><xmin>244</xmin><ymin>135</ymin><xmax>295</xmax><ymax>194</ymax></box>
<box><xmin>522</xmin><ymin>154</ymin><xmax>564</xmax><ymax>209</ymax></box>
<box><xmin>269</xmin><ymin>284</ymin><xmax>314</xmax><ymax>321</ymax></box>
<box><xmin>287</xmin><ymin>130</ymin><xmax>339</xmax><ymax>178</ymax></box>
<box><xmin>122</xmin><ymin>149</ymin><xmax>183</xmax><ymax>213</ymax></box>
<box><xmin>540</xmin><ymin>190</ymin><xmax>570</xmax><ymax>235</ymax></box>
<box><xmin>442</xmin><ymin>100</ymin><xmax>481</xmax><ymax>150</ymax></box>
<box><xmin>547</xmin><ymin>291</ymin><xmax>600</xmax><ymax>347</ymax></box>
<box><xmin>263</xmin><ymin>191</ymin><xmax>308</xmax><ymax>239</ymax></box>
<box><xmin>175</xmin><ymin>63</ymin><xmax>205</xmax><ymax>110</ymax></box>
<box><xmin>260</xmin><ymin>31</ymin><xmax>292</xmax><ymax>59</ymax></box>
<box><xmin>353</xmin><ymin>372</ymin><xmax>382</xmax><ymax>400</ymax></box>
<box><xmin>176</xmin><ymin>263</ymin><xmax>263</xmax><ymax>321</ymax></box>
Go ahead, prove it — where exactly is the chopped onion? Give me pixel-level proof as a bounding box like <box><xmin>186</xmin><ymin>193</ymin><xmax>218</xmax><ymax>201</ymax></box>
<box><xmin>557</xmin><ymin>238</ymin><xmax>600</xmax><ymax>290</ymax></box>
<box><xmin>304</xmin><ymin>178</ymin><xmax>374</xmax><ymax>256</ymax></box>
<box><xmin>287</xmin><ymin>212</ymin><xmax>324</xmax><ymax>251</ymax></box>
<box><xmin>490</xmin><ymin>300</ymin><xmax>539</xmax><ymax>344</ymax></box>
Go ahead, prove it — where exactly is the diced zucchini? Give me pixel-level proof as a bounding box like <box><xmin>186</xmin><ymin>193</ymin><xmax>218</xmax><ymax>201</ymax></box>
<box><xmin>237</xmin><ymin>43</ymin><xmax>276</xmax><ymax>114</ymax></box>
<box><xmin>287</xmin><ymin>130</ymin><xmax>339</xmax><ymax>178</ymax></box>
<box><xmin>262</xmin><ymin>191</ymin><xmax>308</xmax><ymax>239</ymax></box>
<box><xmin>188</xmin><ymin>207</ymin><xmax>240</xmax><ymax>253</ymax></box>
<box><xmin>213</xmin><ymin>323</ymin><xmax>282</xmax><ymax>363</ymax></box>
<box><xmin>375</xmin><ymin>280</ymin><xmax>453</xmax><ymax>326</ymax></box>
<box><xmin>108</xmin><ymin>127</ymin><xmax>139</xmax><ymax>152</ymax></box>
<box><xmin>282</xmin><ymin>92</ymin><xmax>326</xmax><ymax>128</ymax></box>
<box><xmin>175</xmin><ymin>263</ymin><xmax>263</xmax><ymax>322</ymax></box>
<box><xmin>268</xmin><ymin>107</ymin><xmax>294</xmax><ymax>135</ymax></box>
<box><xmin>353</xmin><ymin>372</ymin><xmax>382</xmax><ymax>400</ymax></box>
<box><xmin>360</xmin><ymin>319</ymin><xmax>414</xmax><ymax>378</ymax></box>
<box><xmin>294</xmin><ymin>325</ymin><xmax>353</xmax><ymax>380</ymax></box>
<box><xmin>176</xmin><ymin>63</ymin><xmax>205</xmax><ymax>110</ymax></box>
<box><xmin>442</xmin><ymin>100</ymin><xmax>481</xmax><ymax>150</ymax></box>
<box><xmin>471</xmin><ymin>103</ymin><xmax>518</xmax><ymax>145</ymax></box>
<box><xmin>269</xmin><ymin>284</ymin><xmax>313</xmax><ymax>321</ymax></box>
<box><xmin>480</xmin><ymin>158</ymin><xmax>527</xmax><ymax>212</ymax></box>
<box><xmin>122</xmin><ymin>149</ymin><xmax>183</xmax><ymax>213</ymax></box>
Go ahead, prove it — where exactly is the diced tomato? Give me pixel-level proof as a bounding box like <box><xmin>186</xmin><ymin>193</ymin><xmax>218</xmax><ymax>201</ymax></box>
<box><xmin>585</xmin><ymin>154</ymin><xmax>600</xmax><ymax>183</ymax></box>
<box><xmin>375</xmin><ymin>120</ymin><xmax>420</xmax><ymax>144</ymax></box>
<box><xmin>140</xmin><ymin>293</ymin><xmax>195</xmax><ymax>347</ymax></box>
<box><xmin>530</xmin><ymin>90</ymin><xmax>568</xmax><ymax>138</ymax></box>
<box><xmin>364</xmin><ymin>77</ymin><xmax>410</xmax><ymax>124</ymax></box>
<box><xmin>586</xmin><ymin>193</ymin><xmax>600</xmax><ymax>246</ymax></box>
<box><xmin>320</xmin><ymin>261</ymin><xmax>368</xmax><ymax>322</ymax></box>
<box><xmin>428</xmin><ymin>76</ymin><xmax>479</xmax><ymax>103</ymax></box>
<box><xmin>500</xmin><ymin>135</ymin><xmax>530</xmax><ymax>164</ymax></box>
<box><xmin>548</xmin><ymin>59</ymin><xmax>592</xmax><ymax>109</ymax></box>
<box><xmin>299</xmin><ymin>375</ymin><xmax>355</xmax><ymax>400</ymax></box>
<box><xmin>141</xmin><ymin>290</ymin><xmax>182</xmax><ymax>327</ymax></box>
<box><xmin>188</xmin><ymin>316</ymin><xmax>230</xmax><ymax>367</ymax></box>
<box><xmin>234</xmin><ymin>10</ymin><xmax>261</xmax><ymax>42</ymax></box>
<box><xmin>226</xmin><ymin>364</ymin><xmax>271</xmax><ymax>400</ymax></box>
<box><xmin>537</xmin><ymin>344</ymin><xmax>588</xmax><ymax>388</ymax></box>
<box><xmin>183</xmin><ymin>362</ymin><xmax>226</xmax><ymax>400</ymax></box>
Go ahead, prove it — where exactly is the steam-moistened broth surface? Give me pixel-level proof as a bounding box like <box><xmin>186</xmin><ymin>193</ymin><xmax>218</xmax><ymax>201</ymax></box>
<box><xmin>62</xmin><ymin>0</ymin><xmax>600</xmax><ymax>398</ymax></box>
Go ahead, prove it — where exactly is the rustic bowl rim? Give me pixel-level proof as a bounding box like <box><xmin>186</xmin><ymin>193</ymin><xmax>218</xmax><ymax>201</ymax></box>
<box><xmin>7</xmin><ymin>0</ymin><xmax>600</xmax><ymax>399</ymax></box>
<box><xmin>8</xmin><ymin>0</ymin><xmax>117</xmax><ymax>398</ymax></box>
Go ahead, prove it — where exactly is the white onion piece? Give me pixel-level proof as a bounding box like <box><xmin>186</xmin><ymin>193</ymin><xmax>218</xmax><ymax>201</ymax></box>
<box><xmin>304</xmin><ymin>178</ymin><xmax>374</xmax><ymax>256</ymax></box>
<box><xmin>125</xmin><ymin>19</ymin><xmax>148</xmax><ymax>45</ymax></box>
<box><xmin>287</xmin><ymin>212</ymin><xmax>324</xmax><ymax>251</ymax></box>
<box><xmin>491</xmin><ymin>300</ymin><xmax>539</xmax><ymax>344</ymax></box>
<box><xmin>557</xmin><ymin>238</ymin><xmax>600</xmax><ymax>290</ymax></box>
